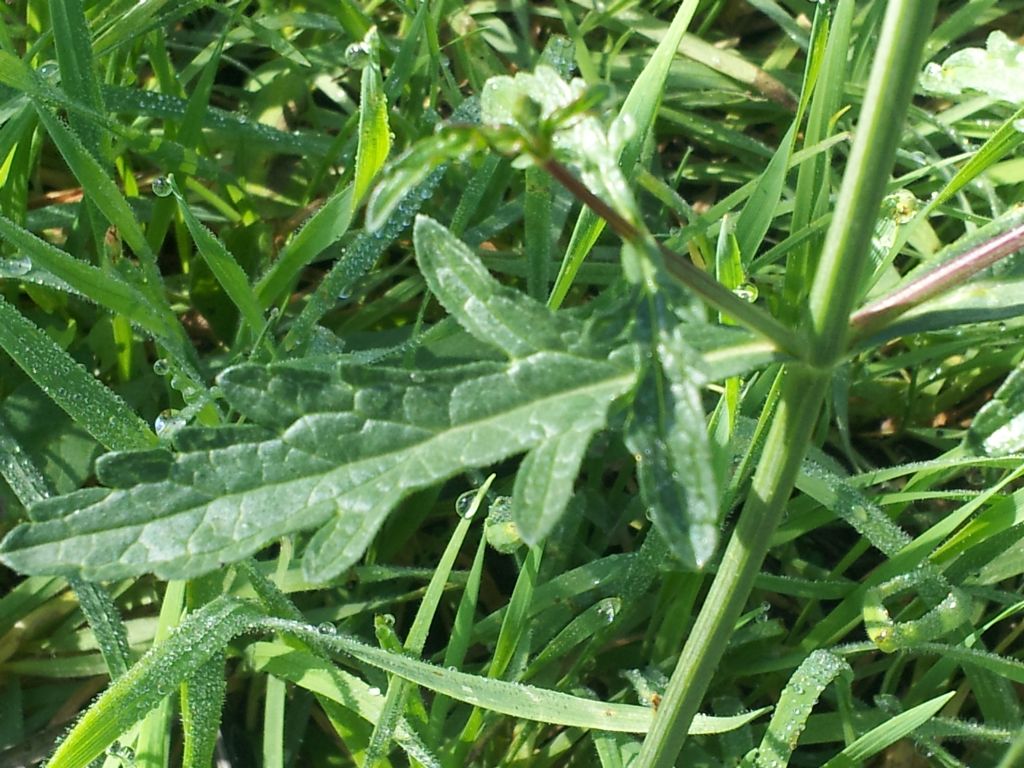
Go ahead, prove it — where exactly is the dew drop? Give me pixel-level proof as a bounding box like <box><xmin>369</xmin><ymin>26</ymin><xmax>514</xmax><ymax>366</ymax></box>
<box><xmin>367</xmin><ymin>686</ymin><xmax>382</xmax><ymax>696</ymax></box>
<box><xmin>0</xmin><ymin>255</ymin><xmax>32</xmax><ymax>277</ymax></box>
<box><xmin>152</xmin><ymin>358</ymin><xmax>170</xmax><ymax>376</ymax></box>
<box><xmin>733</xmin><ymin>283</ymin><xmax>759</xmax><ymax>302</ymax></box>
<box><xmin>37</xmin><ymin>61</ymin><xmax>59</xmax><ymax>81</ymax></box>
<box><xmin>152</xmin><ymin>176</ymin><xmax>173</xmax><ymax>198</ymax></box>
<box><xmin>317</xmin><ymin>621</ymin><xmax>337</xmax><ymax>635</ymax></box>
<box><xmin>154</xmin><ymin>409</ymin><xmax>184</xmax><ymax>436</ymax></box>
<box><xmin>345</xmin><ymin>42</ymin><xmax>371</xmax><ymax>68</ymax></box>
<box><xmin>455</xmin><ymin>490</ymin><xmax>478</xmax><ymax>518</ymax></box>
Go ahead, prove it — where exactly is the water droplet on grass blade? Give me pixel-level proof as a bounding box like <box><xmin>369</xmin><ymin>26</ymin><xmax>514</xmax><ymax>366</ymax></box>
<box><xmin>733</xmin><ymin>283</ymin><xmax>759</xmax><ymax>302</ymax></box>
<box><xmin>37</xmin><ymin>61</ymin><xmax>58</xmax><ymax>81</ymax></box>
<box><xmin>153</xmin><ymin>358</ymin><xmax>170</xmax><ymax>376</ymax></box>
<box><xmin>0</xmin><ymin>256</ymin><xmax>32</xmax><ymax>277</ymax></box>
<box><xmin>152</xmin><ymin>176</ymin><xmax>173</xmax><ymax>197</ymax></box>
<box><xmin>345</xmin><ymin>42</ymin><xmax>371</xmax><ymax>68</ymax></box>
<box><xmin>317</xmin><ymin>621</ymin><xmax>337</xmax><ymax>635</ymax></box>
<box><xmin>455</xmin><ymin>490</ymin><xmax>478</xmax><ymax>518</ymax></box>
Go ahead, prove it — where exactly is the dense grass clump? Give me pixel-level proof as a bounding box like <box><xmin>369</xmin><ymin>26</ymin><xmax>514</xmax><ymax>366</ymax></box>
<box><xmin>0</xmin><ymin>1</ymin><xmax>1023</xmax><ymax>767</ymax></box>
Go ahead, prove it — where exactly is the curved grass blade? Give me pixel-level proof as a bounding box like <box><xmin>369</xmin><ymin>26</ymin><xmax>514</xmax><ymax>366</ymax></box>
<box><xmin>46</xmin><ymin>596</ymin><xmax>266</xmax><ymax>768</ymax></box>
<box><xmin>0</xmin><ymin>295</ymin><xmax>156</xmax><ymax>451</ymax></box>
<box><xmin>363</xmin><ymin>480</ymin><xmax>489</xmax><ymax>765</ymax></box>
<box><xmin>742</xmin><ymin>650</ymin><xmax>851</xmax><ymax>768</ymax></box>
<box><xmin>266</xmin><ymin>619</ymin><xmax>768</xmax><ymax>735</ymax></box>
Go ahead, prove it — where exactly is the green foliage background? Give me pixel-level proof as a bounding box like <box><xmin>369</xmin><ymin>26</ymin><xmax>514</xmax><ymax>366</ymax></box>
<box><xmin>0</xmin><ymin>1</ymin><xmax>1023</xmax><ymax>767</ymax></box>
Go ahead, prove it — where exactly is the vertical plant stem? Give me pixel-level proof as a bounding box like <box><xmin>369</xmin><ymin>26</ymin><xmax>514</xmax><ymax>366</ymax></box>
<box><xmin>634</xmin><ymin>2</ymin><xmax>938</xmax><ymax>766</ymax></box>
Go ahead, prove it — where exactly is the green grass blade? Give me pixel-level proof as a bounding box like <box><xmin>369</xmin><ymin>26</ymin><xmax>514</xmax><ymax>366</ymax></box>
<box><xmin>749</xmin><ymin>651</ymin><xmax>851</xmax><ymax>768</ymax></box>
<box><xmin>428</xmin><ymin>535</ymin><xmax>487</xmax><ymax>739</ymax></box>
<box><xmin>71</xmin><ymin>580</ymin><xmax>131</xmax><ymax>680</ymax></box>
<box><xmin>281</xmin><ymin>170</ymin><xmax>443</xmax><ymax>352</ymax></box>
<box><xmin>47</xmin><ymin>0</ymin><xmax>105</xmax><ymax>157</ymax></box>
<box><xmin>181</xmin><ymin>653</ymin><xmax>227</xmax><ymax>768</ymax></box>
<box><xmin>254</xmin><ymin>183</ymin><xmax>355</xmax><ymax>309</ymax></box>
<box><xmin>169</xmin><ymin>176</ymin><xmax>266</xmax><ymax>335</ymax></box>
<box><xmin>262</xmin><ymin>674</ymin><xmax>287</xmax><ymax>768</ymax></box>
<box><xmin>47</xmin><ymin>595</ymin><xmax>264</xmax><ymax>768</ymax></box>
<box><xmin>32</xmin><ymin>106</ymin><xmax>163</xmax><ymax>291</ymax></box>
<box><xmin>820</xmin><ymin>692</ymin><xmax>954</xmax><ymax>768</ymax></box>
<box><xmin>352</xmin><ymin>30</ymin><xmax>391</xmax><ymax>205</ymax></box>
<box><xmin>363</xmin><ymin>481</ymin><xmax>489</xmax><ymax>765</ymax></box>
<box><xmin>267</xmin><ymin>619</ymin><xmax>768</xmax><ymax>735</ymax></box>
<box><xmin>134</xmin><ymin>580</ymin><xmax>186</xmax><ymax>768</ymax></box>
<box><xmin>548</xmin><ymin>0</ymin><xmax>701</xmax><ymax>308</ymax></box>
<box><xmin>0</xmin><ymin>295</ymin><xmax>156</xmax><ymax>451</ymax></box>
<box><xmin>0</xmin><ymin>213</ymin><xmax>186</xmax><ymax>351</ymax></box>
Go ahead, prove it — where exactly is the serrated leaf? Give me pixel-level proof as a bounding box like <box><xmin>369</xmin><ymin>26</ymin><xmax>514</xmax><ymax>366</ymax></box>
<box><xmin>414</xmin><ymin>215</ymin><xmax>573</xmax><ymax>356</ymax></box>
<box><xmin>0</xmin><ymin>353</ymin><xmax>635</xmax><ymax>582</ymax></box>
<box><xmin>967</xmin><ymin>362</ymin><xmax>1024</xmax><ymax>456</ymax></box>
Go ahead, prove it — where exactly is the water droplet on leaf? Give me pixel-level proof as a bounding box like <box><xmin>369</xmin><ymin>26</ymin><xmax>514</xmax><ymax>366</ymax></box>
<box><xmin>153</xmin><ymin>358</ymin><xmax>170</xmax><ymax>376</ymax></box>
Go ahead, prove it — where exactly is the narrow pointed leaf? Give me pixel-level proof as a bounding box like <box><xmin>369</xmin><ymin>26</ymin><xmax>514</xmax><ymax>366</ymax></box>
<box><xmin>0</xmin><ymin>212</ymin><xmax>184</xmax><ymax>349</ymax></box>
<box><xmin>266</xmin><ymin>620</ymin><xmax>769</xmax><ymax>735</ymax></box>
<box><xmin>48</xmin><ymin>0</ymin><xmax>106</xmax><ymax>157</ymax></box>
<box><xmin>180</xmin><ymin>653</ymin><xmax>227</xmax><ymax>768</ymax></box>
<box><xmin>0</xmin><ymin>295</ymin><xmax>156</xmax><ymax>451</ymax></box>
<box><xmin>820</xmin><ymin>692</ymin><xmax>955</xmax><ymax>768</ymax></box>
<box><xmin>33</xmin><ymin>107</ymin><xmax>161</xmax><ymax>283</ymax></box>
<box><xmin>170</xmin><ymin>180</ymin><xmax>266</xmax><ymax>334</ymax></box>
<box><xmin>352</xmin><ymin>31</ymin><xmax>391</xmax><ymax>204</ymax></box>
